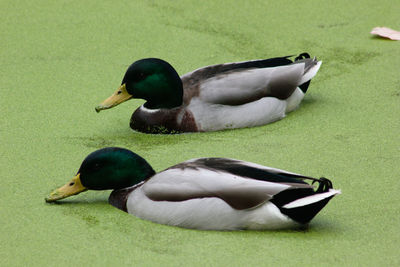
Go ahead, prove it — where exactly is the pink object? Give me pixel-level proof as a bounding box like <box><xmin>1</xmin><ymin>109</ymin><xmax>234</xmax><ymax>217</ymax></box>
<box><xmin>370</xmin><ymin>27</ymin><xmax>400</xmax><ymax>40</ymax></box>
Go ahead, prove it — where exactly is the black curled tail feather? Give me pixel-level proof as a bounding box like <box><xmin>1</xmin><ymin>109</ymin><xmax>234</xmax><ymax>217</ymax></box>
<box><xmin>295</xmin><ymin>53</ymin><xmax>311</xmax><ymax>61</ymax></box>
<box><xmin>313</xmin><ymin>177</ymin><xmax>333</xmax><ymax>193</ymax></box>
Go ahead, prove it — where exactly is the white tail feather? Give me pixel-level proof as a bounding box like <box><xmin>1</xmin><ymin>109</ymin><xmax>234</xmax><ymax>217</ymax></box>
<box><xmin>299</xmin><ymin>61</ymin><xmax>322</xmax><ymax>85</ymax></box>
<box><xmin>282</xmin><ymin>189</ymin><xmax>341</xmax><ymax>209</ymax></box>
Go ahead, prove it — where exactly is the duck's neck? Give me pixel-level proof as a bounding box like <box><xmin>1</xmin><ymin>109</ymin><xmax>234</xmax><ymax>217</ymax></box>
<box><xmin>107</xmin><ymin>158</ymin><xmax>156</xmax><ymax>212</ymax></box>
<box><xmin>143</xmin><ymin>88</ymin><xmax>183</xmax><ymax>109</ymax></box>
<box><xmin>123</xmin><ymin>163</ymin><xmax>156</xmax><ymax>188</ymax></box>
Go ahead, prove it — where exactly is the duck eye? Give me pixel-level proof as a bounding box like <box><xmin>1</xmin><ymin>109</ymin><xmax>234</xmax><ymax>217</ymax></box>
<box><xmin>136</xmin><ymin>72</ymin><xmax>146</xmax><ymax>81</ymax></box>
<box><xmin>93</xmin><ymin>163</ymin><xmax>101</xmax><ymax>170</ymax></box>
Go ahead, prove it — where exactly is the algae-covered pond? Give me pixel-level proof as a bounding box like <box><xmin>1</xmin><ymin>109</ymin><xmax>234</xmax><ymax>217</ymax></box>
<box><xmin>1</xmin><ymin>0</ymin><xmax>399</xmax><ymax>265</ymax></box>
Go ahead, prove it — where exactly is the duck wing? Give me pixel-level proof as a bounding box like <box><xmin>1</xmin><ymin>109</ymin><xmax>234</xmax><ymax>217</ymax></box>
<box><xmin>142</xmin><ymin>158</ymin><xmax>316</xmax><ymax>210</ymax></box>
<box><xmin>181</xmin><ymin>54</ymin><xmax>321</xmax><ymax>105</ymax></box>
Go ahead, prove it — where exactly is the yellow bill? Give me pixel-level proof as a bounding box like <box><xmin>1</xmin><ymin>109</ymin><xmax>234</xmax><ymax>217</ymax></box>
<box><xmin>95</xmin><ymin>83</ymin><xmax>132</xmax><ymax>113</ymax></box>
<box><xmin>45</xmin><ymin>173</ymin><xmax>87</xmax><ymax>203</ymax></box>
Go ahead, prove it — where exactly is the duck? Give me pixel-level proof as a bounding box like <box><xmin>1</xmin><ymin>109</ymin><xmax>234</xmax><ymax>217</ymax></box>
<box><xmin>95</xmin><ymin>53</ymin><xmax>322</xmax><ymax>133</ymax></box>
<box><xmin>45</xmin><ymin>147</ymin><xmax>340</xmax><ymax>230</ymax></box>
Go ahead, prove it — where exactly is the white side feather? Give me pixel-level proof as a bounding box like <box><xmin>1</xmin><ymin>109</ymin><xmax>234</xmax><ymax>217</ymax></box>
<box><xmin>188</xmin><ymin>97</ymin><xmax>286</xmax><ymax>131</ymax></box>
<box><xmin>127</xmin><ymin>188</ymin><xmax>298</xmax><ymax>230</ymax></box>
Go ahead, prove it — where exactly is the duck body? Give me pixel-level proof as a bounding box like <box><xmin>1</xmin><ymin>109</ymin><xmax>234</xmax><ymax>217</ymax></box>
<box><xmin>46</xmin><ymin>148</ymin><xmax>340</xmax><ymax>230</ymax></box>
<box><xmin>96</xmin><ymin>53</ymin><xmax>322</xmax><ymax>133</ymax></box>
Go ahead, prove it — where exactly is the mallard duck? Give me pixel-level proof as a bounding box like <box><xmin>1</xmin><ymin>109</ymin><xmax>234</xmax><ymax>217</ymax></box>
<box><xmin>95</xmin><ymin>53</ymin><xmax>322</xmax><ymax>133</ymax></box>
<box><xmin>45</xmin><ymin>147</ymin><xmax>340</xmax><ymax>230</ymax></box>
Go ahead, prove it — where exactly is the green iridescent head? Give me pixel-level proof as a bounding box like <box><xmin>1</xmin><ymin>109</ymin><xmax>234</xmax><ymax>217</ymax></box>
<box><xmin>45</xmin><ymin>147</ymin><xmax>155</xmax><ymax>202</ymax></box>
<box><xmin>95</xmin><ymin>58</ymin><xmax>183</xmax><ymax>111</ymax></box>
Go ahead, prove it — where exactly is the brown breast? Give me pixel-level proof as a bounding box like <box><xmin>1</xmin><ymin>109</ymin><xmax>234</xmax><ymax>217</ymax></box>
<box><xmin>130</xmin><ymin>106</ymin><xmax>199</xmax><ymax>134</ymax></box>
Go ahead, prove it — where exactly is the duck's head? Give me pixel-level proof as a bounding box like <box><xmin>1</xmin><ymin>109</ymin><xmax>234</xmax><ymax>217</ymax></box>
<box><xmin>45</xmin><ymin>147</ymin><xmax>155</xmax><ymax>202</ymax></box>
<box><xmin>95</xmin><ymin>58</ymin><xmax>183</xmax><ymax>112</ymax></box>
